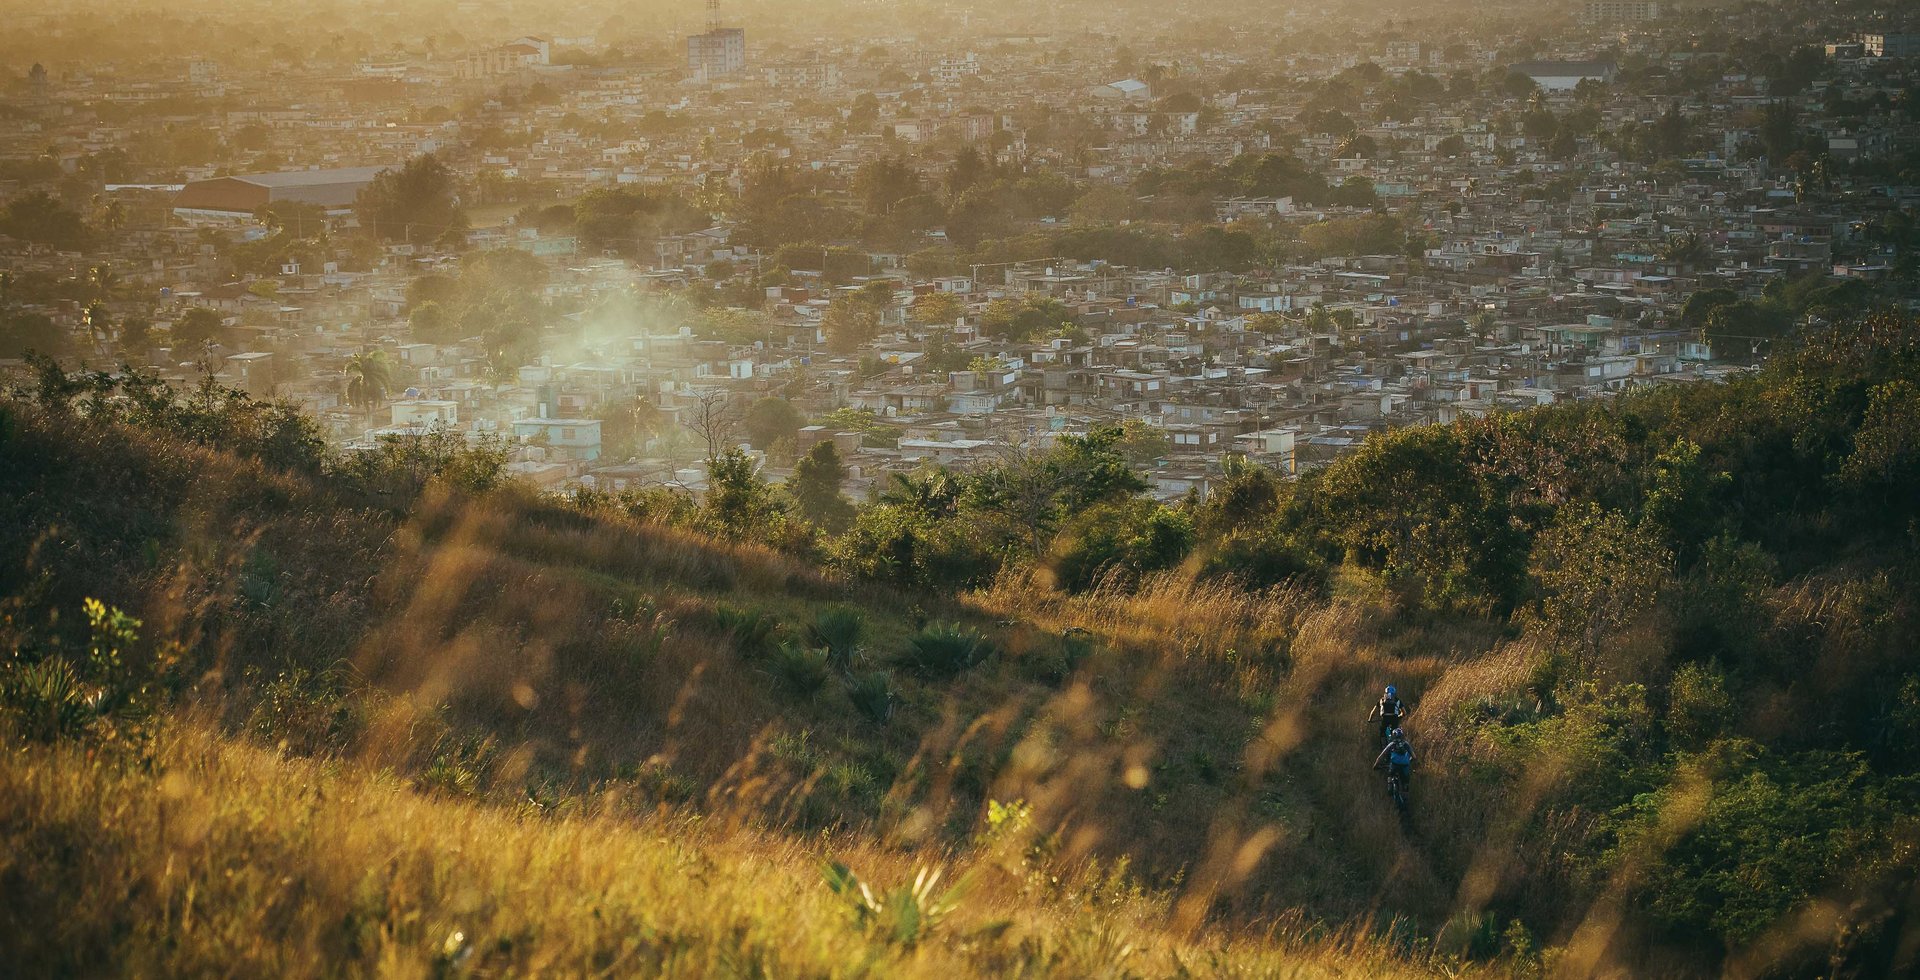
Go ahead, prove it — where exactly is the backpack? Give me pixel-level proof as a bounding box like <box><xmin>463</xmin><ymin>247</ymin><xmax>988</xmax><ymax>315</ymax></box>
<box><xmin>1380</xmin><ymin>696</ymin><xmax>1404</xmax><ymax>718</ymax></box>
<box><xmin>1389</xmin><ymin>742</ymin><xmax>1413</xmax><ymax>765</ymax></box>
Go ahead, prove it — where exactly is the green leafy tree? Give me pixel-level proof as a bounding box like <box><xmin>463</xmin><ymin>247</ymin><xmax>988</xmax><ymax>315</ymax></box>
<box><xmin>358</xmin><ymin>154</ymin><xmax>467</xmax><ymax>245</ymax></box>
<box><xmin>408</xmin><ymin>300</ymin><xmax>457</xmax><ymax>344</ymax></box>
<box><xmin>343</xmin><ymin>350</ymin><xmax>393</xmax><ymax>429</ymax></box>
<box><xmin>790</xmin><ymin>440</ymin><xmax>855</xmax><ymax>533</ymax></box>
<box><xmin>823</xmin><ymin>297</ymin><xmax>880</xmax><ymax>354</ymax></box>
<box><xmin>743</xmin><ymin>396</ymin><xmax>804</xmax><ymax>450</ymax></box>
<box><xmin>702</xmin><ymin>447</ymin><xmax>787</xmax><ymax>536</ymax></box>
<box><xmin>0</xmin><ymin>311</ymin><xmax>66</xmax><ymax>358</ymax></box>
<box><xmin>0</xmin><ymin>190</ymin><xmax>91</xmax><ymax>248</ymax></box>
<box><xmin>172</xmin><ymin>307</ymin><xmax>226</xmax><ymax>348</ymax></box>
<box><xmin>1529</xmin><ymin>503</ymin><xmax>1671</xmax><ymax>674</ymax></box>
<box><xmin>909</xmin><ymin>290</ymin><xmax>964</xmax><ymax>326</ymax></box>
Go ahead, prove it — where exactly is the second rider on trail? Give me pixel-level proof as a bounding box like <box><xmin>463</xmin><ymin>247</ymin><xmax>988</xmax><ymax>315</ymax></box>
<box><xmin>1374</xmin><ymin>728</ymin><xmax>1415</xmax><ymax>804</ymax></box>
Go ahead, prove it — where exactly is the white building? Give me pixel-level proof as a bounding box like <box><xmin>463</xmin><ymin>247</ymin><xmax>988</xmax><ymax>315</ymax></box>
<box><xmin>1510</xmin><ymin>60</ymin><xmax>1618</xmax><ymax>92</ymax></box>
<box><xmin>688</xmin><ymin>28</ymin><xmax>747</xmax><ymax>79</ymax></box>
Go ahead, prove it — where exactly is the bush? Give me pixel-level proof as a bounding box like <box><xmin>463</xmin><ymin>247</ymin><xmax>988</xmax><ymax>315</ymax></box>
<box><xmin>901</xmin><ymin>623</ymin><xmax>990</xmax><ymax>677</ymax></box>
<box><xmin>768</xmin><ymin>643</ymin><xmax>831</xmax><ymax>697</ymax></box>
<box><xmin>713</xmin><ymin>605</ymin><xmax>783</xmax><ymax>659</ymax></box>
<box><xmin>2</xmin><ymin>598</ymin><xmax>178</xmax><ymax>748</ymax></box>
<box><xmin>845</xmin><ymin>670</ymin><xmax>894</xmax><ymax>724</ymax></box>
<box><xmin>1199</xmin><ymin>528</ymin><xmax>1329</xmax><ymax>592</ymax></box>
<box><xmin>808</xmin><ymin>606</ymin><xmax>865</xmax><ymax>670</ymax></box>
<box><xmin>821</xmin><ymin>861</ymin><xmax>973</xmax><ymax>948</ymax></box>
<box><xmin>1049</xmin><ymin>501</ymin><xmax>1195</xmax><ymax>593</ymax></box>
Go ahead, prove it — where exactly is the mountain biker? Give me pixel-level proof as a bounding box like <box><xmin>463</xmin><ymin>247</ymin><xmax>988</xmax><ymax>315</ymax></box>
<box><xmin>1369</xmin><ymin>685</ymin><xmax>1408</xmax><ymax>741</ymax></box>
<box><xmin>1374</xmin><ymin>728</ymin><xmax>1414</xmax><ymax>794</ymax></box>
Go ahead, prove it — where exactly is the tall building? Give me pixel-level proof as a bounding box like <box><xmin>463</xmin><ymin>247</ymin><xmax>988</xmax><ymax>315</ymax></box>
<box><xmin>1862</xmin><ymin>34</ymin><xmax>1920</xmax><ymax>58</ymax></box>
<box><xmin>1582</xmin><ymin>1</ymin><xmax>1661</xmax><ymax>24</ymax></box>
<box><xmin>688</xmin><ymin>27</ymin><xmax>746</xmax><ymax>78</ymax></box>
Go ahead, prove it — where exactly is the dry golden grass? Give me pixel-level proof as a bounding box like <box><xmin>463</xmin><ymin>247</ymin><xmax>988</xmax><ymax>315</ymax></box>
<box><xmin>0</xmin><ymin>724</ymin><xmax>1464</xmax><ymax>979</ymax></box>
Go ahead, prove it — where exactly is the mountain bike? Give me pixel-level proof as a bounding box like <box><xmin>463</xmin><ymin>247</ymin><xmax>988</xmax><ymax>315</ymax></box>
<box><xmin>1385</xmin><ymin>768</ymin><xmax>1410</xmax><ymax>812</ymax></box>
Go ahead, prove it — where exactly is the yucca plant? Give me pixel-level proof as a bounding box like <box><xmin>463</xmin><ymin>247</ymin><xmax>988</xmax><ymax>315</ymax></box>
<box><xmin>3</xmin><ymin>657</ymin><xmax>93</xmax><ymax>742</ymax></box>
<box><xmin>845</xmin><ymin>669</ymin><xmax>894</xmax><ymax>724</ymax></box>
<box><xmin>808</xmin><ymin>606</ymin><xmax>866</xmax><ymax>670</ymax></box>
<box><xmin>768</xmin><ymin>642</ymin><xmax>830</xmax><ymax>697</ymax></box>
<box><xmin>713</xmin><ymin>604</ymin><xmax>783</xmax><ymax>659</ymax></box>
<box><xmin>821</xmin><ymin>860</ymin><xmax>974</xmax><ymax>948</ymax></box>
<box><xmin>901</xmin><ymin>622</ymin><xmax>990</xmax><ymax>677</ymax></box>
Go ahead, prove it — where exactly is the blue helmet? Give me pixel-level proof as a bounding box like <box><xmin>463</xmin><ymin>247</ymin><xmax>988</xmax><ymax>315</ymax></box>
<box><xmin>1385</xmin><ymin>686</ymin><xmax>1397</xmax><ymax>698</ymax></box>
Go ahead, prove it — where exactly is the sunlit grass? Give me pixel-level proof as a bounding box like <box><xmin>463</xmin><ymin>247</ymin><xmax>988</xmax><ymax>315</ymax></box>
<box><xmin>0</xmin><ymin>724</ymin><xmax>1454</xmax><ymax>978</ymax></box>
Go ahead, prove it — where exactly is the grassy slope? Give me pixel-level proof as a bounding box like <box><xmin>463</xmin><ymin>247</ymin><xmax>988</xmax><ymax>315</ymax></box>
<box><xmin>0</xmin><ymin>725</ymin><xmax>1450</xmax><ymax>978</ymax></box>
<box><xmin>0</xmin><ymin>400</ymin><xmax>1675</xmax><ymax>974</ymax></box>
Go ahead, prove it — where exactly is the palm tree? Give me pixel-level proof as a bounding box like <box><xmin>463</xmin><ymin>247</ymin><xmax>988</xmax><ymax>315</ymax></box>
<box><xmin>86</xmin><ymin>263</ymin><xmax>118</xmax><ymax>302</ymax></box>
<box><xmin>344</xmin><ymin>350</ymin><xmax>393</xmax><ymax>434</ymax></box>
<box><xmin>877</xmin><ymin>470</ymin><xmax>962</xmax><ymax>519</ymax></box>
<box><xmin>83</xmin><ymin>301</ymin><xmax>112</xmax><ymax>359</ymax></box>
<box><xmin>1657</xmin><ymin>230</ymin><xmax>1711</xmax><ymax>271</ymax></box>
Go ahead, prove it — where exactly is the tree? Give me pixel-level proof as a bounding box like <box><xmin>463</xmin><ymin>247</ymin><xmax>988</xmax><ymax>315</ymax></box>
<box><xmin>743</xmin><ymin>396</ymin><xmax>804</xmax><ymax>450</ymax></box>
<box><xmin>683</xmin><ymin>388</ymin><xmax>738</xmax><ymax>462</ymax></box>
<box><xmin>118</xmin><ymin>315</ymin><xmax>152</xmax><ymax>354</ymax></box>
<box><xmin>790</xmin><ymin>440</ymin><xmax>855</xmax><ymax>532</ymax></box>
<box><xmin>172</xmin><ymin>307</ymin><xmax>226</xmax><ymax>348</ymax></box>
<box><xmin>344</xmin><ymin>350</ymin><xmax>393</xmax><ymax>430</ymax></box>
<box><xmin>1530</xmin><ymin>504</ymin><xmax>1671</xmax><ymax>674</ymax></box>
<box><xmin>1115</xmin><ymin>418</ymin><xmax>1171</xmax><ymax>464</ymax></box>
<box><xmin>909</xmin><ymin>290</ymin><xmax>964</xmax><ymax>326</ymax></box>
<box><xmin>702</xmin><ymin>447</ymin><xmax>786</xmax><ymax>536</ymax></box>
<box><xmin>1658</xmin><ymin>230</ymin><xmax>1712</xmax><ymax>271</ymax></box>
<box><xmin>254</xmin><ymin>200</ymin><xmax>329</xmax><ymax>238</ymax></box>
<box><xmin>409</xmin><ymin>301</ymin><xmax>458</xmax><ymax>344</ymax></box>
<box><xmin>1502</xmin><ymin>72</ymin><xmax>1539</xmax><ymax>98</ymax></box>
<box><xmin>698</xmin><ymin>307</ymin><xmax>778</xmax><ymax>346</ymax></box>
<box><xmin>823</xmin><ymin>297</ymin><xmax>880</xmax><ymax>354</ymax></box>
<box><xmin>0</xmin><ymin>191</ymin><xmax>91</xmax><ymax>249</ymax></box>
<box><xmin>572</xmin><ymin>186</ymin><xmax>708</xmax><ymax>257</ymax></box>
<box><xmin>0</xmin><ymin>311</ymin><xmax>66</xmax><ymax>359</ymax></box>
<box><xmin>358</xmin><ymin>154</ymin><xmax>466</xmax><ymax>245</ymax></box>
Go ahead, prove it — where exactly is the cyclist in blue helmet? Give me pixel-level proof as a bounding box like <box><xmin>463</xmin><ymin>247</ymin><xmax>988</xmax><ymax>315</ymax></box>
<box><xmin>1374</xmin><ymin>727</ymin><xmax>1415</xmax><ymax>797</ymax></box>
<box><xmin>1369</xmin><ymin>685</ymin><xmax>1408</xmax><ymax>742</ymax></box>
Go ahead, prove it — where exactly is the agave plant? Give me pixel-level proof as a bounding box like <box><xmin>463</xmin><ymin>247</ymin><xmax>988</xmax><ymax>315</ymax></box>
<box><xmin>844</xmin><ymin>670</ymin><xmax>893</xmax><ymax>724</ymax></box>
<box><xmin>807</xmin><ymin>606</ymin><xmax>865</xmax><ymax>670</ymax></box>
<box><xmin>713</xmin><ymin>604</ymin><xmax>782</xmax><ymax>659</ymax></box>
<box><xmin>901</xmin><ymin>622</ymin><xmax>990</xmax><ymax>677</ymax></box>
<box><xmin>768</xmin><ymin>642</ymin><xmax>830</xmax><ymax>697</ymax></box>
<box><xmin>822</xmin><ymin>861</ymin><xmax>973</xmax><ymax>948</ymax></box>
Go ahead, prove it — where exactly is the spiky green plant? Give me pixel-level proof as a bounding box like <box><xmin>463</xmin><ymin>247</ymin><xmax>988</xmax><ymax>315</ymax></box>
<box><xmin>845</xmin><ymin>670</ymin><xmax>893</xmax><ymax>724</ymax></box>
<box><xmin>808</xmin><ymin>606</ymin><xmax>865</xmax><ymax>670</ymax></box>
<box><xmin>821</xmin><ymin>861</ymin><xmax>973</xmax><ymax>948</ymax></box>
<box><xmin>713</xmin><ymin>604</ymin><xmax>782</xmax><ymax>659</ymax></box>
<box><xmin>768</xmin><ymin>643</ymin><xmax>830</xmax><ymax>697</ymax></box>
<box><xmin>901</xmin><ymin>622</ymin><xmax>990</xmax><ymax>677</ymax></box>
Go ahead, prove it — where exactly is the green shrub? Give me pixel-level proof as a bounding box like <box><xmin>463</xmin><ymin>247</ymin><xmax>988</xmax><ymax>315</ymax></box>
<box><xmin>713</xmin><ymin>604</ymin><xmax>783</xmax><ymax>659</ymax></box>
<box><xmin>768</xmin><ymin>643</ymin><xmax>830</xmax><ymax>697</ymax></box>
<box><xmin>845</xmin><ymin>670</ymin><xmax>894</xmax><ymax>724</ymax></box>
<box><xmin>244</xmin><ymin>666</ymin><xmax>365</xmax><ymax>757</ymax></box>
<box><xmin>901</xmin><ymin>623</ymin><xmax>990</xmax><ymax>677</ymax></box>
<box><xmin>1</xmin><ymin>598</ymin><xmax>178</xmax><ymax>748</ymax></box>
<box><xmin>1665</xmin><ymin>661</ymin><xmax>1732</xmax><ymax>748</ymax></box>
<box><xmin>808</xmin><ymin>606</ymin><xmax>865</xmax><ymax>670</ymax></box>
<box><xmin>1199</xmin><ymin>527</ymin><xmax>1329</xmax><ymax>592</ymax></box>
<box><xmin>821</xmin><ymin>860</ymin><xmax>973</xmax><ymax>948</ymax></box>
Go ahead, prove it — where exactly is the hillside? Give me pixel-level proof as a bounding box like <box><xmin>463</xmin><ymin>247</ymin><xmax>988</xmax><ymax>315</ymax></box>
<box><xmin>3</xmin><ymin>313</ymin><xmax>1919</xmax><ymax>977</ymax></box>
